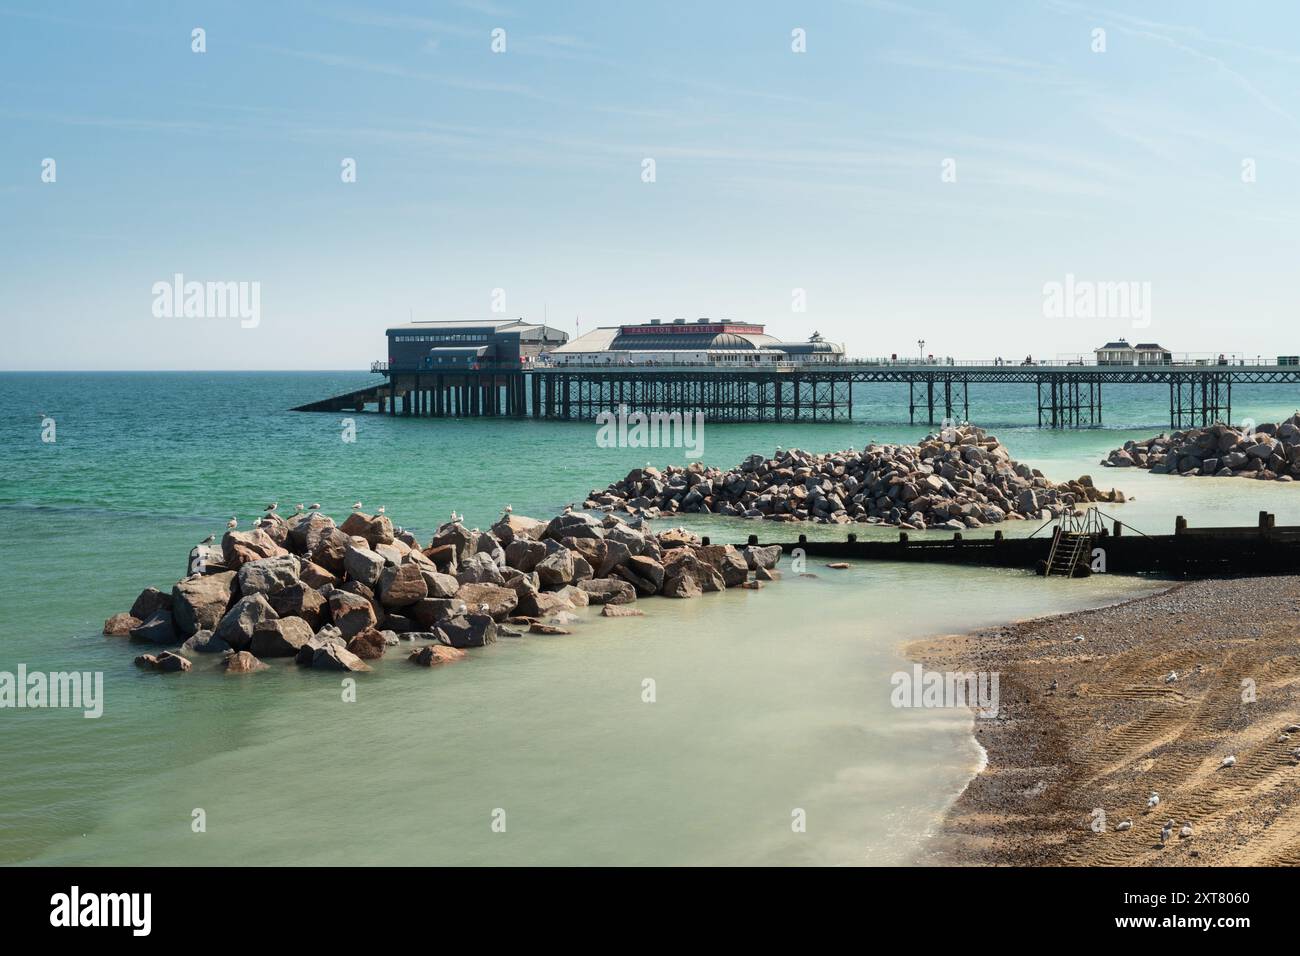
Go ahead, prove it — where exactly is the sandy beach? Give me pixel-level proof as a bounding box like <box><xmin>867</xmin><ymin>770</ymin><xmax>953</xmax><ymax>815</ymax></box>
<box><xmin>911</xmin><ymin>576</ymin><xmax>1300</xmax><ymax>866</ymax></box>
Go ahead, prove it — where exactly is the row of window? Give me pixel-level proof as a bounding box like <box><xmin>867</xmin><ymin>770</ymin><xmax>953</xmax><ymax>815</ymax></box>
<box><xmin>393</xmin><ymin>334</ymin><xmax>490</xmax><ymax>344</ymax></box>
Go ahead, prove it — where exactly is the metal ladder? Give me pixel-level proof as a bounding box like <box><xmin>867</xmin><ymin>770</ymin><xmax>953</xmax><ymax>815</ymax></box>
<box><xmin>1045</xmin><ymin>531</ymin><xmax>1090</xmax><ymax>577</ymax></box>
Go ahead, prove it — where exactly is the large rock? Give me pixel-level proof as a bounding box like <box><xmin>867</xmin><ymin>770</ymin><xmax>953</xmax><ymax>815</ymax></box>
<box><xmin>345</xmin><ymin>627</ymin><xmax>387</xmax><ymax>661</ymax></box>
<box><xmin>515</xmin><ymin>590</ymin><xmax>576</xmax><ymax>618</ymax></box>
<box><xmin>135</xmin><ymin>651</ymin><xmax>191</xmax><ymax>673</ymax></box>
<box><xmin>696</xmin><ymin>545</ymin><xmax>750</xmax><ymax>587</ymax></box>
<box><xmin>427</xmin><ymin>522</ymin><xmax>474</xmax><ymax>562</ymax></box>
<box><xmin>171</xmin><ymin>571</ymin><xmax>235</xmax><ymax>635</ymax></box>
<box><xmin>237</xmin><ymin>554</ymin><xmax>301</xmax><ymax>596</ymax></box>
<box><xmin>221</xmin><ymin>529</ymin><xmax>288</xmax><ymax>571</ymax></box>
<box><xmin>435</xmin><ymin>614</ymin><xmax>497</xmax><ymax>648</ymax></box>
<box><xmin>740</xmin><ymin>545</ymin><xmax>782</xmax><ymax>571</ymax></box>
<box><xmin>577</xmin><ymin>577</ymin><xmax>636</xmax><ymax>605</ymax></box>
<box><xmin>223</xmin><ymin>650</ymin><xmax>269</xmax><ymax>673</ymax></box>
<box><xmin>295</xmin><ymin>629</ymin><xmax>345</xmax><ymax>665</ymax></box>
<box><xmin>455</xmin><ymin>552</ymin><xmax>505</xmax><ymax>585</ymax></box>
<box><xmin>181</xmin><ymin>629</ymin><xmax>232</xmax><ymax>655</ymax></box>
<box><xmin>490</xmin><ymin>514</ymin><xmax>546</xmax><ymax>545</ymax></box>
<box><xmin>311</xmin><ymin>642</ymin><xmax>372</xmax><ymax>672</ymax></box>
<box><xmin>420</xmin><ymin>569</ymin><xmax>460</xmax><ymax>598</ymax></box>
<box><xmin>298</xmin><ymin>560</ymin><xmax>339</xmax><ymax>589</ymax></box>
<box><xmin>129</xmin><ymin>587</ymin><xmax>173</xmax><ymax>621</ymax></box>
<box><xmin>129</xmin><ymin>610</ymin><xmax>178</xmax><ymax>644</ymax></box>
<box><xmin>343</xmin><ymin>545</ymin><xmax>385</xmax><ymax>588</ymax></box>
<box><xmin>624</xmin><ymin>555</ymin><xmax>665</xmax><ymax>590</ymax></box>
<box><xmin>250</xmin><ymin>617</ymin><xmax>314</xmax><ymax>657</ymax></box>
<box><xmin>379</xmin><ymin>562</ymin><xmax>428</xmax><ymax>608</ymax></box>
<box><xmin>504</xmin><ymin>538</ymin><xmax>547</xmax><ymax>572</ymax></box>
<box><xmin>535</xmin><ymin>548</ymin><xmax>575</xmax><ymax>586</ymax></box>
<box><xmin>328</xmin><ymin>589</ymin><xmax>378</xmax><ymax>637</ymax></box>
<box><xmin>339</xmin><ymin>511</ymin><xmax>395</xmax><ymax>547</ymax></box>
<box><xmin>409</xmin><ymin>645</ymin><xmax>468</xmax><ymax>666</ymax></box>
<box><xmin>454</xmin><ymin>583</ymin><xmax>518</xmax><ymax>621</ymax></box>
<box><xmin>103</xmin><ymin>612</ymin><xmax>142</xmax><ymax>636</ymax></box>
<box><xmin>267</xmin><ymin>582</ymin><xmax>327</xmax><ymax>631</ymax></box>
<box><xmin>411</xmin><ymin>597</ymin><xmax>468</xmax><ymax>628</ymax></box>
<box><xmin>213</xmin><ymin>593</ymin><xmax>279</xmax><ymax>652</ymax></box>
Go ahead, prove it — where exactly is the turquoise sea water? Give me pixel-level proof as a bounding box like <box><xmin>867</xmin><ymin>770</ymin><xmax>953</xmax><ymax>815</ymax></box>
<box><xmin>2</xmin><ymin>372</ymin><xmax>1299</xmax><ymax>865</ymax></box>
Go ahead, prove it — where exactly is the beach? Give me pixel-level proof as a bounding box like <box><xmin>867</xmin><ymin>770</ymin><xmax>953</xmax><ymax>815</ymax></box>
<box><xmin>912</xmin><ymin>576</ymin><xmax>1300</xmax><ymax>866</ymax></box>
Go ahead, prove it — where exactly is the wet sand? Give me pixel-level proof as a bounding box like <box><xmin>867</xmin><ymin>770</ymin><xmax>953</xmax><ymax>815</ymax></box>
<box><xmin>909</xmin><ymin>576</ymin><xmax>1300</xmax><ymax>866</ymax></box>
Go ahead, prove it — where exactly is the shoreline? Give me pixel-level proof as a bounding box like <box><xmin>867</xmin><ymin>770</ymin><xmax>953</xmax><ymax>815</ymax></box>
<box><xmin>908</xmin><ymin>576</ymin><xmax>1300</xmax><ymax>866</ymax></box>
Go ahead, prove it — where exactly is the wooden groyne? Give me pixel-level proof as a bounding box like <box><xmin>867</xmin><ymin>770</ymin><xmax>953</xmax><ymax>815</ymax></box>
<box><xmin>731</xmin><ymin>511</ymin><xmax>1300</xmax><ymax>579</ymax></box>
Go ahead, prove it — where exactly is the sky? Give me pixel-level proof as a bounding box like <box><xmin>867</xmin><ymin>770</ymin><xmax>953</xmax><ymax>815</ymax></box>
<box><xmin>2</xmin><ymin>0</ymin><xmax>1299</xmax><ymax>370</ymax></box>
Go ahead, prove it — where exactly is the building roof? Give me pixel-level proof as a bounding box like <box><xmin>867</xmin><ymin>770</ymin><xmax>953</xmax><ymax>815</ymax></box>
<box><xmin>1096</xmin><ymin>341</ymin><xmax>1134</xmax><ymax>350</ymax></box>
<box><xmin>1133</xmin><ymin>343</ymin><xmax>1170</xmax><ymax>351</ymax></box>
<box><xmin>386</xmin><ymin>319</ymin><xmax>566</xmax><ymax>337</ymax></box>
<box><xmin>552</xmin><ymin>327</ymin><xmax>620</xmax><ymax>353</ymax></box>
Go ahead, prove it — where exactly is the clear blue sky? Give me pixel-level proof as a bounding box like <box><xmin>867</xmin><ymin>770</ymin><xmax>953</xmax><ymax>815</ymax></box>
<box><xmin>3</xmin><ymin>0</ymin><xmax>1298</xmax><ymax>369</ymax></box>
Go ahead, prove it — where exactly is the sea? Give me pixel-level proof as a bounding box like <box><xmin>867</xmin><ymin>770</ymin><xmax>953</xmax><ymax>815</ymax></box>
<box><xmin>1</xmin><ymin>372</ymin><xmax>1297</xmax><ymax>865</ymax></box>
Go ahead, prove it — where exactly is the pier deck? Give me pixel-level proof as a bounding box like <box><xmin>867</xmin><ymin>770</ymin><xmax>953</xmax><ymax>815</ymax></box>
<box><xmin>293</xmin><ymin>360</ymin><xmax>1300</xmax><ymax>429</ymax></box>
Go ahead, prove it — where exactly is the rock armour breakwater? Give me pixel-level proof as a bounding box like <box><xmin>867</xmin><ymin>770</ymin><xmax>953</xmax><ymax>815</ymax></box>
<box><xmin>1102</xmin><ymin>412</ymin><xmax>1300</xmax><ymax>481</ymax></box>
<box><xmin>588</xmin><ymin>425</ymin><xmax>1124</xmax><ymax>531</ymax></box>
<box><xmin>105</xmin><ymin>507</ymin><xmax>783</xmax><ymax>675</ymax></box>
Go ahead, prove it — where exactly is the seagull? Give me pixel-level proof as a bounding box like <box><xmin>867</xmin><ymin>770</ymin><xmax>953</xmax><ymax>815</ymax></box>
<box><xmin>293</xmin><ymin>503</ymin><xmax>304</xmax><ymax>514</ymax></box>
<box><xmin>227</xmin><ymin>517</ymin><xmax>238</xmax><ymax>530</ymax></box>
<box><xmin>1115</xmin><ymin>819</ymin><xmax>1132</xmax><ymax>831</ymax></box>
<box><xmin>1072</xmin><ymin>634</ymin><xmax>1086</xmax><ymax>643</ymax></box>
<box><xmin>1048</xmin><ymin>679</ymin><xmax>1059</xmax><ymax>692</ymax></box>
<box><xmin>1279</xmin><ymin>734</ymin><xmax>1291</xmax><ymax>742</ymax></box>
<box><xmin>1147</xmin><ymin>792</ymin><xmax>1160</xmax><ymax>810</ymax></box>
<box><xmin>1286</xmin><ymin>724</ymin><xmax>1300</xmax><ymax>734</ymax></box>
<box><xmin>478</xmin><ymin>603</ymin><xmax>489</xmax><ymax>613</ymax></box>
<box><xmin>1289</xmin><ymin>747</ymin><xmax>1300</xmax><ymax>761</ymax></box>
<box><xmin>377</xmin><ymin>506</ymin><xmax>386</xmax><ymax>515</ymax></box>
<box><xmin>308</xmin><ymin>503</ymin><xmax>321</xmax><ymax>511</ymax></box>
<box><xmin>1179</xmin><ymin>822</ymin><xmax>1193</xmax><ymax>839</ymax></box>
<box><xmin>450</xmin><ymin>511</ymin><xmax>460</xmax><ymax>522</ymax></box>
<box><xmin>503</xmin><ymin>505</ymin><xmax>513</xmax><ymax>514</ymax></box>
<box><xmin>1160</xmin><ymin>820</ymin><xmax>1174</xmax><ymax>846</ymax></box>
<box><xmin>199</xmin><ymin>533</ymin><xmax>215</xmax><ymax>546</ymax></box>
<box><xmin>1164</xmin><ymin>670</ymin><xmax>1179</xmax><ymax>684</ymax></box>
<box><xmin>1220</xmin><ymin>755</ymin><xmax>1237</xmax><ymax>768</ymax></box>
<box><xmin>353</xmin><ymin>501</ymin><xmax>363</xmax><ymax>511</ymax></box>
<box><xmin>265</xmin><ymin>502</ymin><xmax>278</xmax><ymax>513</ymax></box>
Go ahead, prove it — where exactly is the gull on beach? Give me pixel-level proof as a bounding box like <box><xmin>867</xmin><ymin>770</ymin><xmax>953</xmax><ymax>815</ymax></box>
<box><xmin>1280</xmin><ymin>734</ymin><xmax>1291</xmax><ymax>742</ymax></box>
<box><xmin>1286</xmin><ymin>724</ymin><xmax>1300</xmax><ymax>734</ymax></box>
<box><xmin>1147</xmin><ymin>792</ymin><xmax>1160</xmax><ymax>810</ymax></box>
<box><xmin>1289</xmin><ymin>747</ymin><xmax>1300</xmax><ymax>761</ymax></box>
<box><xmin>1048</xmin><ymin>679</ymin><xmax>1059</xmax><ymax>692</ymax></box>
<box><xmin>1160</xmin><ymin>820</ymin><xmax>1175</xmax><ymax>845</ymax></box>
<box><xmin>1179</xmin><ymin>822</ymin><xmax>1193</xmax><ymax>839</ymax></box>
<box><xmin>1115</xmin><ymin>819</ymin><xmax>1132</xmax><ymax>831</ymax></box>
<box><xmin>1164</xmin><ymin>670</ymin><xmax>1179</xmax><ymax>684</ymax></box>
<box><xmin>1219</xmin><ymin>755</ymin><xmax>1237</xmax><ymax>769</ymax></box>
<box><xmin>1072</xmin><ymin>634</ymin><xmax>1085</xmax><ymax>643</ymax></box>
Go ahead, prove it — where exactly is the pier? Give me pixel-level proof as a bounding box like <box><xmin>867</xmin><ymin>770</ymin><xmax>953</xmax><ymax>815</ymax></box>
<box><xmin>293</xmin><ymin>358</ymin><xmax>1300</xmax><ymax>429</ymax></box>
<box><xmin>740</xmin><ymin>511</ymin><xmax>1300</xmax><ymax>579</ymax></box>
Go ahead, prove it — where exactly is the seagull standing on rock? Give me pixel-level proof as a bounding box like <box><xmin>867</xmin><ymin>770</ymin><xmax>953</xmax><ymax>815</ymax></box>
<box><xmin>377</xmin><ymin>505</ymin><xmax>386</xmax><ymax>515</ymax></box>
<box><xmin>293</xmin><ymin>503</ymin><xmax>304</xmax><ymax>514</ymax></box>
<box><xmin>353</xmin><ymin>502</ymin><xmax>363</xmax><ymax>511</ymax></box>
<box><xmin>1164</xmin><ymin>670</ymin><xmax>1179</xmax><ymax>684</ymax></box>
<box><xmin>265</xmin><ymin>502</ymin><xmax>278</xmax><ymax>513</ymax></box>
<box><xmin>1147</xmin><ymin>792</ymin><xmax>1160</xmax><ymax>811</ymax></box>
<box><xmin>308</xmin><ymin>503</ymin><xmax>321</xmax><ymax>511</ymax></box>
<box><xmin>199</xmin><ymin>533</ymin><xmax>215</xmax><ymax>546</ymax></box>
<box><xmin>1220</xmin><ymin>755</ymin><xmax>1237</xmax><ymax>769</ymax></box>
<box><xmin>227</xmin><ymin>517</ymin><xmax>238</xmax><ymax>530</ymax></box>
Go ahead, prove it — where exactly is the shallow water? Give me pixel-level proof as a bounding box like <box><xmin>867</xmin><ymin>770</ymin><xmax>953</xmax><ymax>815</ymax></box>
<box><xmin>2</xmin><ymin>372</ymin><xmax>1297</xmax><ymax>865</ymax></box>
